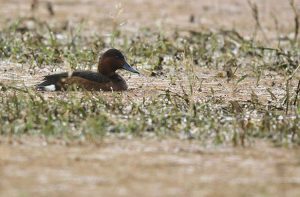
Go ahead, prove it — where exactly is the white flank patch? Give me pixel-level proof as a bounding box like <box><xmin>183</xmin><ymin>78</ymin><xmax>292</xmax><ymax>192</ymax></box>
<box><xmin>44</xmin><ymin>85</ymin><xmax>56</xmax><ymax>91</ymax></box>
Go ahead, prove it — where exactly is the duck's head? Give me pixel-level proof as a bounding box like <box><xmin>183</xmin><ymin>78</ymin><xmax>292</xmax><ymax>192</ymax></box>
<box><xmin>98</xmin><ymin>49</ymin><xmax>139</xmax><ymax>76</ymax></box>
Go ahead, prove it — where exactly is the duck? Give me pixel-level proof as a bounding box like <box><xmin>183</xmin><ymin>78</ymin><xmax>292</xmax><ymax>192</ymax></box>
<box><xmin>36</xmin><ymin>49</ymin><xmax>139</xmax><ymax>91</ymax></box>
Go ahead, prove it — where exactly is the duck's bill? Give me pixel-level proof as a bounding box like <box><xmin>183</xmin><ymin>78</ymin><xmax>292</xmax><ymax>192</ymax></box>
<box><xmin>122</xmin><ymin>62</ymin><xmax>139</xmax><ymax>74</ymax></box>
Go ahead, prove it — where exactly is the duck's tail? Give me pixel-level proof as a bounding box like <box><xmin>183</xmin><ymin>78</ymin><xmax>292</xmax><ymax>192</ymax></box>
<box><xmin>36</xmin><ymin>72</ymin><xmax>69</xmax><ymax>91</ymax></box>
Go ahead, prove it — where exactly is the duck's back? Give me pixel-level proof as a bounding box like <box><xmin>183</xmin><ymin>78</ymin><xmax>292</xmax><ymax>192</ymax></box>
<box><xmin>36</xmin><ymin>71</ymin><xmax>127</xmax><ymax>91</ymax></box>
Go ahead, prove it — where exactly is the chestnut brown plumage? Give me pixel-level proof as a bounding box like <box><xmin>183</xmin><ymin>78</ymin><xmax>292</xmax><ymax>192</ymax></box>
<box><xmin>36</xmin><ymin>49</ymin><xmax>139</xmax><ymax>91</ymax></box>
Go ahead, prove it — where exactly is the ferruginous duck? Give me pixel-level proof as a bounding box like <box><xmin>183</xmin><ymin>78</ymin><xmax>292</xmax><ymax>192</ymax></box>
<box><xmin>36</xmin><ymin>49</ymin><xmax>139</xmax><ymax>91</ymax></box>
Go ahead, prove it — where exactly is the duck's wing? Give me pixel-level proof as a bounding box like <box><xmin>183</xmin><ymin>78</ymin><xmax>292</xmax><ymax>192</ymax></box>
<box><xmin>36</xmin><ymin>71</ymin><xmax>110</xmax><ymax>91</ymax></box>
<box><xmin>71</xmin><ymin>71</ymin><xmax>111</xmax><ymax>83</ymax></box>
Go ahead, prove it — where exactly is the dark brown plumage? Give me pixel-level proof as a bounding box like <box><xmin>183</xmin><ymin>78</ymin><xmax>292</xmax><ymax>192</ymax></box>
<box><xmin>36</xmin><ymin>49</ymin><xmax>139</xmax><ymax>91</ymax></box>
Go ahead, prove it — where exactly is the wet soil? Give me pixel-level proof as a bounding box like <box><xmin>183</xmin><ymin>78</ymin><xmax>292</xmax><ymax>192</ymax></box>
<box><xmin>1</xmin><ymin>137</ymin><xmax>300</xmax><ymax>197</ymax></box>
<box><xmin>0</xmin><ymin>0</ymin><xmax>298</xmax><ymax>40</ymax></box>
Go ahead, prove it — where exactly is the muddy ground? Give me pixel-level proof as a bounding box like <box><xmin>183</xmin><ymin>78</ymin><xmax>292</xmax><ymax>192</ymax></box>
<box><xmin>0</xmin><ymin>0</ymin><xmax>298</xmax><ymax>39</ymax></box>
<box><xmin>0</xmin><ymin>0</ymin><xmax>300</xmax><ymax>197</ymax></box>
<box><xmin>1</xmin><ymin>137</ymin><xmax>300</xmax><ymax>197</ymax></box>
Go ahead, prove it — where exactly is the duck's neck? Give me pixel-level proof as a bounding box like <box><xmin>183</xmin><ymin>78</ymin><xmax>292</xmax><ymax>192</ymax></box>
<box><xmin>98</xmin><ymin>66</ymin><xmax>116</xmax><ymax>76</ymax></box>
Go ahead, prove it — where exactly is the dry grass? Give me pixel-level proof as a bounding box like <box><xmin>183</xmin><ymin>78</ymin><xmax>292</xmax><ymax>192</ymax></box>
<box><xmin>0</xmin><ymin>0</ymin><xmax>300</xmax><ymax>196</ymax></box>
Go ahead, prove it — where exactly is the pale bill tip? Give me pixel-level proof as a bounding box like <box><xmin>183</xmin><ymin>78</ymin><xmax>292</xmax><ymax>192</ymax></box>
<box><xmin>122</xmin><ymin>62</ymin><xmax>139</xmax><ymax>74</ymax></box>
